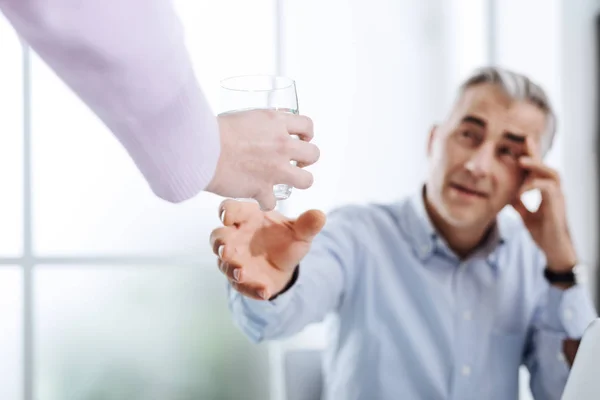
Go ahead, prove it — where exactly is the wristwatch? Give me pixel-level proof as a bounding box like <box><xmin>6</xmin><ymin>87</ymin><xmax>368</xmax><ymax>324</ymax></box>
<box><xmin>544</xmin><ymin>264</ymin><xmax>587</xmax><ymax>285</ymax></box>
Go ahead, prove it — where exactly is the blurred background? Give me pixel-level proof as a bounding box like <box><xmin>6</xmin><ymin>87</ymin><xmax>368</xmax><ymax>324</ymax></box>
<box><xmin>0</xmin><ymin>0</ymin><xmax>598</xmax><ymax>399</ymax></box>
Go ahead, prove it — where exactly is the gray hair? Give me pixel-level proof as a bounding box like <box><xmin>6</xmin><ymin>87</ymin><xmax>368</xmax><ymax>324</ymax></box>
<box><xmin>458</xmin><ymin>66</ymin><xmax>556</xmax><ymax>155</ymax></box>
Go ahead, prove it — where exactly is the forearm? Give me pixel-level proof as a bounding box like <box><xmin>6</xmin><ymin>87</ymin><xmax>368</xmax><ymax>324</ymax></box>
<box><xmin>0</xmin><ymin>0</ymin><xmax>220</xmax><ymax>202</ymax></box>
<box><xmin>227</xmin><ymin>206</ymin><xmax>362</xmax><ymax>342</ymax></box>
<box><xmin>229</xmin><ymin>261</ymin><xmax>344</xmax><ymax>343</ymax></box>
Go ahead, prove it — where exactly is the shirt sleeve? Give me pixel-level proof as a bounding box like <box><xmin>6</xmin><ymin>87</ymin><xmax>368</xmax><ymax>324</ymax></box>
<box><xmin>228</xmin><ymin>206</ymin><xmax>364</xmax><ymax>342</ymax></box>
<box><xmin>524</xmin><ymin>263</ymin><xmax>597</xmax><ymax>399</ymax></box>
<box><xmin>0</xmin><ymin>0</ymin><xmax>220</xmax><ymax>202</ymax></box>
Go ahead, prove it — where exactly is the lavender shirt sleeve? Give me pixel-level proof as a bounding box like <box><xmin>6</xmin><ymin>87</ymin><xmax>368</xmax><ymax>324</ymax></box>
<box><xmin>0</xmin><ymin>0</ymin><xmax>220</xmax><ymax>202</ymax></box>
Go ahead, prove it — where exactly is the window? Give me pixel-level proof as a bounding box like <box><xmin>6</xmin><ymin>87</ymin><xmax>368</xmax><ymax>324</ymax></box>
<box><xmin>0</xmin><ymin>12</ymin><xmax>23</xmax><ymax>257</ymax></box>
<box><xmin>0</xmin><ymin>268</ymin><xmax>22</xmax><ymax>400</ymax></box>
<box><xmin>1</xmin><ymin>2</ymin><xmax>276</xmax><ymax>399</ymax></box>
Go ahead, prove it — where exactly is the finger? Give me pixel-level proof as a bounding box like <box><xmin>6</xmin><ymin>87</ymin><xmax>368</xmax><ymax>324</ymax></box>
<box><xmin>219</xmin><ymin>199</ymin><xmax>260</xmax><ymax>226</ymax></box>
<box><xmin>220</xmin><ymin>257</ymin><xmax>276</xmax><ymax>297</ymax></box>
<box><xmin>209</xmin><ymin>227</ymin><xmax>235</xmax><ymax>256</ymax></box>
<box><xmin>278</xmin><ymin>165</ymin><xmax>314</xmax><ymax>190</ymax></box>
<box><xmin>255</xmin><ymin>190</ymin><xmax>277</xmax><ymax>212</ymax></box>
<box><xmin>229</xmin><ymin>279</ymin><xmax>270</xmax><ymax>301</ymax></box>
<box><xmin>293</xmin><ymin>210</ymin><xmax>327</xmax><ymax>242</ymax></box>
<box><xmin>519</xmin><ymin>157</ymin><xmax>559</xmax><ymax>181</ymax></box>
<box><xmin>217</xmin><ymin>258</ymin><xmax>243</xmax><ymax>282</ymax></box>
<box><xmin>284</xmin><ymin>114</ymin><xmax>314</xmax><ymax>142</ymax></box>
<box><xmin>511</xmin><ymin>196</ymin><xmax>532</xmax><ymax>220</ymax></box>
<box><xmin>287</xmin><ymin>140</ymin><xmax>320</xmax><ymax>167</ymax></box>
<box><xmin>519</xmin><ymin>178</ymin><xmax>556</xmax><ymax>197</ymax></box>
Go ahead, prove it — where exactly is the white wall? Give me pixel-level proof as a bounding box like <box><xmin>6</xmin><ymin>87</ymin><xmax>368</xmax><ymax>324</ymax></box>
<box><xmin>0</xmin><ymin>12</ymin><xmax>24</xmax><ymax>400</ymax></box>
<box><xmin>559</xmin><ymin>0</ymin><xmax>600</xmax><ymax>305</ymax></box>
<box><xmin>279</xmin><ymin>0</ymin><xmax>446</xmax><ymax>217</ymax></box>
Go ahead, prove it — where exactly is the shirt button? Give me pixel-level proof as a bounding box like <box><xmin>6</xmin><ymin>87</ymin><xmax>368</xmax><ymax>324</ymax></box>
<box><xmin>461</xmin><ymin>365</ymin><xmax>471</xmax><ymax>377</ymax></box>
<box><xmin>463</xmin><ymin>311</ymin><xmax>472</xmax><ymax>321</ymax></box>
<box><xmin>557</xmin><ymin>352</ymin><xmax>566</xmax><ymax>363</ymax></box>
<box><xmin>421</xmin><ymin>245</ymin><xmax>430</xmax><ymax>256</ymax></box>
<box><xmin>564</xmin><ymin>308</ymin><xmax>573</xmax><ymax>321</ymax></box>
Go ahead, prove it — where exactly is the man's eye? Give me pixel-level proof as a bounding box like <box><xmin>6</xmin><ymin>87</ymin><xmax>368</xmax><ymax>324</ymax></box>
<box><xmin>461</xmin><ymin>130</ymin><xmax>478</xmax><ymax>140</ymax></box>
<box><xmin>499</xmin><ymin>146</ymin><xmax>520</xmax><ymax>159</ymax></box>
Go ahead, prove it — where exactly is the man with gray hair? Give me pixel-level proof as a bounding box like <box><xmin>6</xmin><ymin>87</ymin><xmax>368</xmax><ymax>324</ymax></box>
<box><xmin>211</xmin><ymin>66</ymin><xmax>597</xmax><ymax>399</ymax></box>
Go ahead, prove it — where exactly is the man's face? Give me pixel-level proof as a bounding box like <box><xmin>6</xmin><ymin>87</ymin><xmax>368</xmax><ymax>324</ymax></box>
<box><xmin>426</xmin><ymin>83</ymin><xmax>548</xmax><ymax>228</ymax></box>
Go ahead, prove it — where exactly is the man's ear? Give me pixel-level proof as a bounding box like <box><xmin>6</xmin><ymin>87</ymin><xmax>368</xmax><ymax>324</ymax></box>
<box><xmin>427</xmin><ymin>125</ymin><xmax>438</xmax><ymax>156</ymax></box>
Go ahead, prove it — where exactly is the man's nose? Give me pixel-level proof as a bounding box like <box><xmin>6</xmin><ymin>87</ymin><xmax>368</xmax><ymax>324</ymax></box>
<box><xmin>464</xmin><ymin>145</ymin><xmax>494</xmax><ymax>177</ymax></box>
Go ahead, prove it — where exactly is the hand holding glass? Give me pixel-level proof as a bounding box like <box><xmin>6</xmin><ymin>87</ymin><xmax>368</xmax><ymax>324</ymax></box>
<box><xmin>219</xmin><ymin>75</ymin><xmax>305</xmax><ymax>202</ymax></box>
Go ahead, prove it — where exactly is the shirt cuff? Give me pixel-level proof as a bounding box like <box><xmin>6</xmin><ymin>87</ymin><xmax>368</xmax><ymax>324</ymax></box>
<box><xmin>227</xmin><ymin>279</ymin><xmax>298</xmax><ymax>342</ymax></box>
<box><xmin>544</xmin><ymin>284</ymin><xmax>597</xmax><ymax>338</ymax></box>
<box><xmin>117</xmin><ymin>70</ymin><xmax>220</xmax><ymax>203</ymax></box>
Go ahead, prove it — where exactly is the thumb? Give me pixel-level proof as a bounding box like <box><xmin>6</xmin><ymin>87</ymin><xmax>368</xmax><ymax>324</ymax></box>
<box><xmin>293</xmin><ymin>210</ymin><xmax>326</xmax><ymax>242</ymax></box>
<box><xmin>255</xmin><ymin>191</ymin><xmax>277</xmax><ymax>212</ymax></box>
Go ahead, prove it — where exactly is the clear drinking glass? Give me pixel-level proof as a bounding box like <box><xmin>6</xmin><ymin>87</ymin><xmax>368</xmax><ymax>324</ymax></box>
<box><xmin>219</xmin><ymin>75</ymin><xmax>299</xmax><ymax>201</ymax></box>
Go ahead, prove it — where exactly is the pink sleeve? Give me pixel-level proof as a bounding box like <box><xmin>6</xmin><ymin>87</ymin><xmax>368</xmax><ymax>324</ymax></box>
<box><xmin>0</xmin><ymin>0</ymin><xmax>221</xmax><ymax>202</ymax></box>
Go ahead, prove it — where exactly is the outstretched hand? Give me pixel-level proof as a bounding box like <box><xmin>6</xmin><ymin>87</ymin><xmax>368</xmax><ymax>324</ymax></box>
<box><xmin>210</xmin><ymin>200</ymin><xmax>326</xmax><ymax>300</ymax></box>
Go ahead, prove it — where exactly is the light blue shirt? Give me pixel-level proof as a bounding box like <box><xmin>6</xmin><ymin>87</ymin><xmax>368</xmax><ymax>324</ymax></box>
<box><xmin>228</xmin><ymin>191</ymin><xmax>597</xmax><ymax>400</ymax></box>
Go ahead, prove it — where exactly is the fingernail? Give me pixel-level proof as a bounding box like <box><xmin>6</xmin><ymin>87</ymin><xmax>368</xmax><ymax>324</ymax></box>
<box><xmin>218</xmin><ymin>245</ymin><xmax>224</xmax><ymax>258</ymax></box>
<box><xmin>259</xmin><ymin>290</ymin><xmax>269</xmax><ymax>300</ymax></box>
<box><xmin>233</xmin><ymin>269</ymin><xmax>240</xmax><ymax>282</ymax></box>
<box><xmin>220</xmin><ymin>209</ymin><xmax>226</xmax><ymax>222</ymax></box>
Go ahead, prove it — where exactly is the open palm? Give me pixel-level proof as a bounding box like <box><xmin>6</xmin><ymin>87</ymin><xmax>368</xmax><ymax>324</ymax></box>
<box><xmin>210</xmin><ymin>200</ymin><xmax>326</xmax><ymax>300</ymax></box>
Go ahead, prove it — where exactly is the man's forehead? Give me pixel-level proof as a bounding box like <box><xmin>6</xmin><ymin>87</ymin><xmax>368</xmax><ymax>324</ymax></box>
<box><xmin>454</xmin><ymin>84</ymin><xmax>547</xmax><ymax>140</ymax></box>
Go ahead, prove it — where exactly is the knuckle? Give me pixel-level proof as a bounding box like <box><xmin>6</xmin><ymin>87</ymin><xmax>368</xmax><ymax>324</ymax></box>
<box><xmin>262</xmin><ymin>108</ymin><xmax>278</xmax><ymax>120</ymax></box>
<box><xmin>275</xmin><ymin>134</ymin><xmax>292</xmax><ymax>155</ymax></box>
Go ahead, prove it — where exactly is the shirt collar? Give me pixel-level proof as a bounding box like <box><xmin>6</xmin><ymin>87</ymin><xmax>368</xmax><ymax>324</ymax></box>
<box><xmin>400</xmin><ymin>186</ymin><xmax>508</xmax><ymax>272</ymax></box>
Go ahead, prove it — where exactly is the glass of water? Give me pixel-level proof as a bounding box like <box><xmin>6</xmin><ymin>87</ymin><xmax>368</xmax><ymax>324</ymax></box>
<box><xmin>219</xmin><ymin>75</ymin><xmax>299</xmax><ymax>201</ymax></box>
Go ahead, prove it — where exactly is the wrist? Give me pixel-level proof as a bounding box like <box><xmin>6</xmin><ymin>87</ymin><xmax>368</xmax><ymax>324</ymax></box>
<box><xmin>546</xmin><ymin>246</ymin><xmax>578</xmax><ymax>273</ymax></box>
<box><xmin>544</xmin><ymin>263</ymin><xmax>587</xmax><ymax>290</ymax></box>
<box><xmin>204</xmin><ymin>118</ymin><xmax>227</xmax><ymax>195</ymax></box>
<box><xmin>269</xmin><ymin>266</ymin><xmax>300</xmax><ymax>301</ymax></box>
